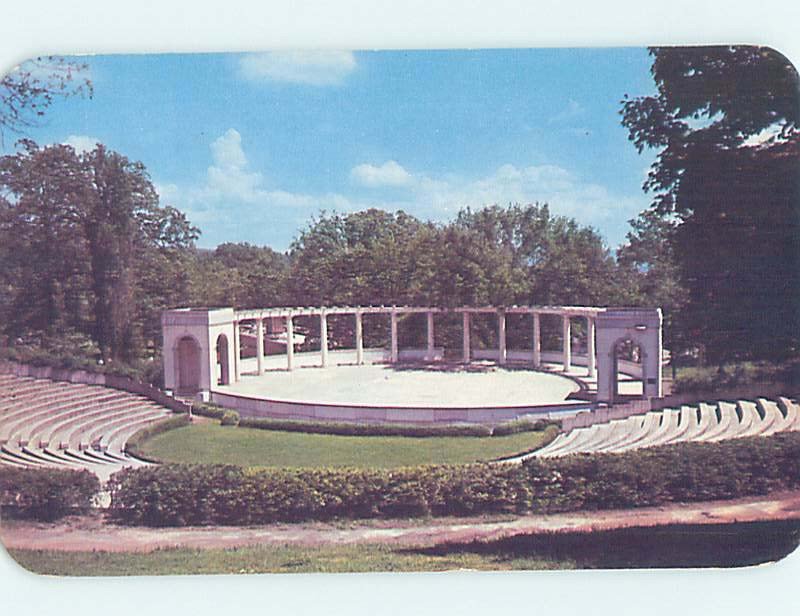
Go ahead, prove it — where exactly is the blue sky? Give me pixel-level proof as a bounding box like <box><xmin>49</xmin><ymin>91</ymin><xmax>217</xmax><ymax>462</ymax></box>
<box><xmin>2</xmin><ymin>48</ymin><xmax>658</xmax><ymax>250</ymax></box>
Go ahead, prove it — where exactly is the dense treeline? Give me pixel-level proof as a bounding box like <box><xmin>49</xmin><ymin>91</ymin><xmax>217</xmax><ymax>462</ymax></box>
<box><xmin>0</xmin><ymin>141</ymin><xmax>663</xmax><ymax>374</ymax></box>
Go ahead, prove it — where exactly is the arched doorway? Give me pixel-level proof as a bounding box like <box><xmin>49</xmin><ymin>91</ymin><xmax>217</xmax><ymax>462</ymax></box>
<box><xmin>612</xmin><ymin>338</ymin><xmax>645</xmax><ymax>401</ymax></box>
<box><xmin>216</xmin><ymin>333</ymin><xmax>230</xmax><ymax>385</ymax></box>
<box><xmin>175</xmin><ymin>336</ymin><xmax>201</xmax><ymax>395</ymax></box>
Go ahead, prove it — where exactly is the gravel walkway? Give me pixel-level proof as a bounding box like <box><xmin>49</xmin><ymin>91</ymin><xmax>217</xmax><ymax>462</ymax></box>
<box><xmin>2</xmin><ymin>491</ymin><xmax>799</xmax><ymax>553</ymax></box>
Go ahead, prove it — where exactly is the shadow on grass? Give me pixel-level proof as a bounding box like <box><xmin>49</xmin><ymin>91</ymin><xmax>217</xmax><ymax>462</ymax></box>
<box><xmin>404</xmin><ymin>520</ymin><xmax>800</xmax><ymax>569</ymax></box>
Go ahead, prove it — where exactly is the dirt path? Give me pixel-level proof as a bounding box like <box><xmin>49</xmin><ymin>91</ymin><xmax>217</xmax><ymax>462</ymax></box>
<box><xmin>3</xmin><ymin>491</ymin><xmax>800</xmax><ymax>553</ymax></box>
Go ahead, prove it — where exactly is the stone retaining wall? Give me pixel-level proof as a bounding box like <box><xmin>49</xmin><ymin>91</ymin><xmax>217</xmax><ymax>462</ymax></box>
<box><xmin>210</xmin><ymin>389</ymin><xmax>590</xmax><ymax>425</ymax></box>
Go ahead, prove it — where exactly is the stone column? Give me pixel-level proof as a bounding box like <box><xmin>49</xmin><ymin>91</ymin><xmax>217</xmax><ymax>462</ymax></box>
<box><xmin>256</xmin><ymin>318</ymin><xmax>264</xmax><ymax>375</ymax></box>
<box><xmin>532</xmin><ymin>312</ymin><xmax>541</xmax><ymax>368</ymax></box>
<box><xmin>390</xmin><ymin>311</ymin><xmax>399</xmax><ymax>363</ymax></box>
<box><xmin>586</xmin><ymin>316</ymin><xmax>596</xmax><ymax>379</ymax></box>
<box><xmin>233</xmin><ymin>320</ymin><xmax>241</xmax><ymax>382</ymax></box>
<box><xmin>355</xmin><ymin>311</ymin><xmax>364</xmax><ymax>365</ymax></box>
<box><xmin>320</xmin><ymin>310</ymin><xmax>329</xmax><ymax>367</ymax></box>
<box><xmin>498</xmin><ymin>309</ymin><xmax>507</xmax><ymax>365</ymax></box>
<box><xmin>426</xmin><ymin>311</ymin><xmax>435</xmax><ymax>360</ymax></box>
<box><xmin>462</xmin><ymin>311</ymin><xmax>471</xmax><ymax>363</ymax></box>
<box><xmin>562</xmin><ymin>314</ymin><xmax>571</xmax><ymax>371</ymax></box>
<box><xmin>285</xmin><ymin>314</ymin><xmax>294</xmax><ymax>371</ymax></box>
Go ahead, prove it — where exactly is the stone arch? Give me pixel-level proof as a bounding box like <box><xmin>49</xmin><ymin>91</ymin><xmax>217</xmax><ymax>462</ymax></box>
<box><xmin>174</xmin><ymin>335</ymin><xmax>202</xmax><ymax>395</ymax></box>
<box><xmin>611</xmin><ymin>336</ymin><xmax>646</xmax><ymax>401</ymax></box>
<box><xmin>216</xmin><ymin>333</ymin><xmax>230</xmax><ymax>385</ymax></box>
<box><xmin>595</xmin><ymin>308</ymin><xmax>662</xmax><ymax>404</ymax></box>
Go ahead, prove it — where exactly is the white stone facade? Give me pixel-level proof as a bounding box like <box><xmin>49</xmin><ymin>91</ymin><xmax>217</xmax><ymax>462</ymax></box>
<box><xmin>161</xmin><ymin>305</ymin><xmax>663</xmax><ymax>405</ymax></box>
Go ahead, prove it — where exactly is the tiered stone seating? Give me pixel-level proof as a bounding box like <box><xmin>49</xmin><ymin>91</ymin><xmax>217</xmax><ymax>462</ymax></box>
<box><xmin>532</xmin><ymin>396</ymin><xmax>800</xmax><ymax>459</ymax></box>
<box><xmin>0</xmin><ymin>374</ymin><xmax>178</xmax><ymax>480</ymax></box>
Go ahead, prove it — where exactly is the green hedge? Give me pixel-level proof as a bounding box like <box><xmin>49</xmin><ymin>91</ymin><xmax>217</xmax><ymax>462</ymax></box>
<box><xmin>235</xmin><ymin>415</ymin><xmax>557</xmax><ymax>438</ymax></box>
<box><xmin>491</xmin><ymin>417</ymin><xmax>560</xmax><ymax>437</ymax></box>
<box><xmin>191</xmin><ymin>402</ymin><xmax>227</xmax><ymax>420</ymax></box>
<box><xmin>220</xmin><ymin>411</ymin><xmax>240</xmax><ymax>426</ymax></box>
<box><xmin>107</xmin><ymin>432</ymin><xmax>800</xmax><ymax>527</ymax></box>
<box><xmin>0</xmin><ymin>467</ymin><xmax>101</xmax><ymax>521</ymax></box>
<box><xmin>125</xmin><ymin>414</ymin><xmax>192</xmax><ymax>461</ymax></box>
<box><xmin>237</xmin><ymin>416</ymin><xmax>493</xmax><ymax>437</ymax></box>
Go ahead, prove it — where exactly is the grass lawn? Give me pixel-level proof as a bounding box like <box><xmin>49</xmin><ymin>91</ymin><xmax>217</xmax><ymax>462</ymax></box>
<box><xmin>9</xmin><ymin>520</ymin><xmax>798</xmax><ymax>575</ymax></box>
<box><xmin>7</xmin><ymin>543</ymin><xmax>572</xmax><ymax>575</ymax></box>
<box><xmin>137</xmin><ymin>423</ymin><xmax>558</xmax><ymax>468</ymax></box>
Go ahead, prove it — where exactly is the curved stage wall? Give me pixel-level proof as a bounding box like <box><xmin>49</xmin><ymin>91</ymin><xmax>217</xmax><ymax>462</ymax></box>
<box><xmin>211</xmin><ymin>348</ymin><xmax>603</xmax><ymax>424</ymax></box>
<box><xmin>210</xmin><ymin>390</ymin><xmax>591</xmax><ymax>424</ymax></box>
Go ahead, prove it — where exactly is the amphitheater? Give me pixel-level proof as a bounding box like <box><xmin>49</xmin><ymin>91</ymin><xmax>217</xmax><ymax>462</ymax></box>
<box><xmin>1</xmin><ymin>303</ymin><xmax>798</xmax><ymax>481</ymax></box>
<box><xmin>0</xmin><ymin>372</ymin><xmax>175</xmax><ymax>481</ymax></box>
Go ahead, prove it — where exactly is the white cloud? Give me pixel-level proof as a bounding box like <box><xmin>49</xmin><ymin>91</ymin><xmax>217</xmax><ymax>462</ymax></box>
<box><xmin>238</xmin><ymin>51</ymin><xmax>357</xmax><ymax>86</ymax></box>
<box><xmin>63</xmin><ymin>134</ymin><xmax>100</xmax><ymax>153</ymax></box>
<box><xmin>350</xmin><ymin>160</ymin><xmax>413</xmax><ymax>187</ymax></box>
<box><xmin>210</xmin><ymin>128</ymin><xmax>248</xmax><ymax>169</ymax></box>
<box><xmin>157</xmin><ymin>128</ymin><xmax>646</xmax><ymax>249</ymax></box>
<box><xmin>196</xmin><ymin>128</ymin><xmax>272</xmax><ymax>205</ymax></box>
<box><xmin>155</xmin><ymin>128</ymin><xmax>368</xmax><ymax>247</ymax></box>
<box><xmin>345</xmin><ymin>159</ymin><xmax>646</xmax><ymax>244</ymax></box>
<box><xmin>549</xmin><ymin>99</ymin><xmax>585</xmax><ymax>124</ymax></box>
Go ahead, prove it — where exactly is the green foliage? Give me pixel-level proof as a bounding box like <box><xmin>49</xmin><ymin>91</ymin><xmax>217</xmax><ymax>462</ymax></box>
<box><xmin>620</xmin><ymin>46</ymin><xmax>800</xmax><ymax>363</ymax></box>
<box><xmin>124</xmin><ymin>414</ymin><xmax>192</xmax><ymax>460</ymax></box>
<box><xmin>0</xmin><ymin>339</ymin><xmax>164</xmax><ymax>386</ymax></box>
<box><xmin>109</xmin><ymin>432</ymin><xmax>800</xmax><ymax>526</ymax></box>
<box><xmin>238</xmin><ymin>416</ymin><xmax>492</xmax><ymax>437</ymax></box>
<box><xmin>672</xmin><ymin>360</ymin><xmax>800</xmax><ymax>394</ymax></box>
<box><xmin>490</xmin><ymin>417</ymin><xmax>560</xmax><ymax>437</ymax></box>
<box><xmin>0</xmin><ymin>467</ymin><xmax>100</xmax><ymax>521</ymax></box>
<box><xmin>191</xmin><ymin>402</ymin><xmax>227</xmax><ymax>420</ymax></box>
<box><xmin>219</xmin><ymin>410</ymin><xmax>240</xmax><ymax>426</ymax></box>
<box><xmin>0</xmin><ymin>140</ymin><xmax>198</xmax><ymax>363</ymax></box>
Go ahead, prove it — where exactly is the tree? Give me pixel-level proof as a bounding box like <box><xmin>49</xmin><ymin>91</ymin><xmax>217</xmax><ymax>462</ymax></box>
<box><xmin>454</xmin><ymin>203</ymin><xmax>630</xmax><ymax>306</ymax></box>
<box><xmin>1</xmin><ymin>56</ymin><xmax>92</xmax><ymax>143</ymax></box>
<box><xmin>0</xmin><ymin>141</ymin><xmax>88</xmax><ymax>335</ymax></box>
<box><xmin>617</xmin><ymin>209</ymin><xmax>689</xmax><ymax>372</ymax></box>
<box><xmin>620</xmin><ymin>46</ymin><xmax>800</xmax><ymax>363</ymax></box>
<box><xmin>79</xmin><ymin>144</ymin><xmax>199</xmax><ymax>360</ymax></box>
<box><xmin>287</xmin><ymin>209</ymin><xmax>426</xmax><ymax>306</ymax></box>
<box><xmin>0</xmin><ymin>141</ymin><xmax>198</xmax><ymax>362</ymax></box>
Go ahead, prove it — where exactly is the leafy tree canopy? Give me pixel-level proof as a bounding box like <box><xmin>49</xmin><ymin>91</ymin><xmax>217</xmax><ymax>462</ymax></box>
<box><xmin>620</xmin><ymin>46</ymin><xmax>800</xmax><ymax>363</ymax></box>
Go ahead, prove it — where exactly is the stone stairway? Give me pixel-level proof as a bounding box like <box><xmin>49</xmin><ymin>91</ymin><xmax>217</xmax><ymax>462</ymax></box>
<box><xmin>0</xmin><ymin>373</ymin><xmax>178</xmax><ymax>481</ymax></box>
<box><xmin>517</xmin><ymin>396</ymin><xmax>800</xmax><ymax>461</ymax></box>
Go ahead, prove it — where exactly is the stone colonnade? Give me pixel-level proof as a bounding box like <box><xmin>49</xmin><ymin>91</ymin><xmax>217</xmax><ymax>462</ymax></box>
<box><xmin>232</xmin><ymin>305</ymin><xmax>602</xmax><ymax>379</ymax></box>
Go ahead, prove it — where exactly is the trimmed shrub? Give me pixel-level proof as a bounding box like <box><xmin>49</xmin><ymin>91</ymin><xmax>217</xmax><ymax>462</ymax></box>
<box><xmin>236</xmin><ymin>417</ymin><xmax>496</xmax><ymax>438</ymax></box>
<box><xmin>491</xmin><ymin>417</ymin><xmax>559</xmax><ymax>437</ymax></box>
<box><xmin>0</xmin><ymin>467</ymin><xmax>101</xmax><ymax>521</ymax></box>
<box><xmin>191</xmin><ymin>402</ymin><xmax>226</xmax><ymax>421</ymax></box>
<box><xmin>107</xmin><ymin>432</ymin><xmax>800</xmax><ymax>527</ymax></box>
<box><xmin>220</xmin><ymin>411</ymin><xmax>240</xmax><ymax>426</ymax></box>
<box><xmin>125</xmin><ymin>414</ymin><xmax>192</xmax><ymax>461</ymax></box>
